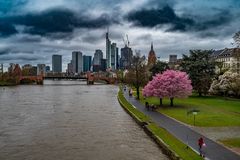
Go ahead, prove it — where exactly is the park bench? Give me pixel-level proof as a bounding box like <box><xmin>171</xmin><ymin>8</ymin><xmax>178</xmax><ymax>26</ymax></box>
<box><xmin>150</xmin><ymin>104</ymin><xmax>158</xmax><ymax>111</ymax></box>
<box><xmin>145</xmin><ymin>103</ymin><xmax>158</xmax><ymax>111</ymax></box>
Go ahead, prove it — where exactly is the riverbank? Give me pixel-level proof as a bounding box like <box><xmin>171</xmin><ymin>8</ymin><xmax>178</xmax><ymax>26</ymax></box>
<box><xmin>0</xmin><ymin>80</ymin><xmax>43</xmax><ymax>86</ymax></box>
<box><xmin>0</xmin><ymin>81</ymin><xmax>16</xmax><ymax>86</ymax></box>
<box><xmin>117</xmin><ymin>89</ymin><xmax>202</xmax><ymax>160</ymax></box>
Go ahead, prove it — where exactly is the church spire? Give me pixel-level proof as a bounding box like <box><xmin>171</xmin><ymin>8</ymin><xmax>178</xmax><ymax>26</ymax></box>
<box><xmin>148</xmin><ymin>42</ymin><xmax>157</xmax><ymax>66</ymax></box>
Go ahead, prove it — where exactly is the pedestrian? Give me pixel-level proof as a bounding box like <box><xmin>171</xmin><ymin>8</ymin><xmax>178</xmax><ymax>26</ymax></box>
<box><xmin>145</xmin><ymin>102</ymin><xmax>149</xmax><ymax>111</ymax></box>
<box><xmin>198</xmin><ymin>137</ymin><xmax>205</xmax><ymax>157</ymax></box>
<box><xmin>128</xmin><ymin>88</ymin><xmax>131</xmax><ymax>96</ymax></box>
<box><xmin>129</xmin><ymin>88</ymin><xmax>133</xmax><ymax>96</ymax></box>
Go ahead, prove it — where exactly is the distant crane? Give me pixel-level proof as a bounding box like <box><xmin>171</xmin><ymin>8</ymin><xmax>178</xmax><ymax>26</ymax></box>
<box><xmin>122</xmin><ymin>34</ymin><xmax>130</xmax><ymax>47</ymax></box>
<box><xmin>126</xmin><ymin>35</ymin><xmax>130</xmax><ymax>47</ymax></box>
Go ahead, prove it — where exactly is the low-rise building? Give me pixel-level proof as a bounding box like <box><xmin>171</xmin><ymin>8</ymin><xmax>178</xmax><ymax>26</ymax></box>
<box><xmin>37</xmin><ymin>64</ymin><xmax>46</xmax><ymax>76</ymax></box>
<box><xmin>212</xmin><ymin>48</ymin><xmax>240</xmax><ymax>73</ymax></box>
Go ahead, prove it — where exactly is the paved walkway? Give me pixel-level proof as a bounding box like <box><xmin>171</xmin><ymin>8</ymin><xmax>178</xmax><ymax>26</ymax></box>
<box><xmin>123</xmin><ymin>91</ymin><xmax>240</xmax><ymax>160</ymax></box>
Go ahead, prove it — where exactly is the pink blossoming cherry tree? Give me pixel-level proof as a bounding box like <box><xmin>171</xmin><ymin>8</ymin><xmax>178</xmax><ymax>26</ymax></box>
<box><xmin>143</xmin><ymin>70</ymin><xmax>192</xmax><ymax>106</ymax></box>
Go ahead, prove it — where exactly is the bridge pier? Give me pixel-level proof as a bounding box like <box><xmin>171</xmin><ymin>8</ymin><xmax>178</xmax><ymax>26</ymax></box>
<box><xmin>87</xmin><ymin>80</ymin><xmax>94</xmax><ymax>85</ymax></box>
<box><xmin>36</xmin><ymin>79</ymin><xmax>43</xmax><ymax>85</ymax></box>
<box><xmin>20</xmin><ymin>76</ymin><xmax>43</xmax><ymax>85</ymax></box>
<box><xmin>87</xmin><ymin>72</ymin><xmax>95</xmax><ymax>85</ymax></box>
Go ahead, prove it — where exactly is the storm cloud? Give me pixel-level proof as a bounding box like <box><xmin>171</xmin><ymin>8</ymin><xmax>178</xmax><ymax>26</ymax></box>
<box><xmin>127</xmin><ymin>5</ymin><xmax>233</xmax><ymax>33</ymax></box>
<box><xmin>0</xmin><ymin>8</ymin><xmax>116</xmax><ymax>37</ymax></box>
<box><xmin>0</xmin><ymin>21</ymin><xmax>18</xmax><ymax>37</ymax></box>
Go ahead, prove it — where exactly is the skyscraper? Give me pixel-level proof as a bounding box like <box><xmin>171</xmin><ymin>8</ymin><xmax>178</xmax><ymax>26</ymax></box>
<box><xmin>93</xmin><ymin>50</ymin><xmax>103</xmax><ymax>65</ymax></box>
<box><xmin>67</xmin><ymin>60</ymin><xmax>73</xmax><ymax>75</ymax></box>
<box><xmin>120</xmin><ymin>45</ymin><xmax>133</xmax><ymax>69</ymax></box>
<box><xmin>106</xmin><ymin>30</ymin><xmax>119</xmax><ymax>70</ymax></box>
<box><xmin>72</xmin><ymin>51</ymin><xmax>83</xmax><ymax>74</ymax></box>
<box><xmin>106</xmin><ymin>31</ymin><xmax>111</xmax><ymax>68</ymax></box>
<box><xmin>116</xmin><ymin>47</ymin><xmax>120</xmax><ymax>69</ymax></box>
<box><xmin>52</xmin><ymin>55</ymin><xmax>62</xmax><ymax>73</ymax></box>
<box><xmin>45</xmin><ymin>66</ymin><xmax>50</xmax><ymax>72</ymax></box>
<box><xmin>93</xmin><ymin>49</ymin><xmax>103</xmax><ymax>72</ymax></box>
<box><xmin>83</xmin><ymin>55</ymin><xmax>92</xmax><ymax>72</ymax></box>
<box><xmin>169</xmin><ymin>55</ymin><xmax>177</xmax><ymax>63</ymax></box>
<box><xmin>0</xmin><ymin>63</ymin><xmax>3</xmax><ymax>75</ymax></box>
<box><xmin>100</xmin><ymin>59</ymin><xmax>107</xmax><ymax>71</ymax></box>
<box><xmin>111</xmin><ymin>43</ymin><xmax>118</xmax><ymax>70</ymax></box>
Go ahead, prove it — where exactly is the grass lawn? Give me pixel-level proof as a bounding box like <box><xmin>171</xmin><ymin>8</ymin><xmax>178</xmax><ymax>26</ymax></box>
<box><xmin>118</xmin><ymin>89</ymin><xmax>203</xmax><ymax>160</ymax></box>
<box><xmin>133</xmin><ymin>89</ymin><xmax>240</xmax><ymax>127</ymax></box>
<box><xmin>219</xmin><ymin>138</ymin><xmax>240</xmax><ymax>148</ymax></box>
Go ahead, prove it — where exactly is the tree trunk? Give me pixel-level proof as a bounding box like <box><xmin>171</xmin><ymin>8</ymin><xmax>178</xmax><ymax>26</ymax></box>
<box><xmin>198</xmin><ymin>92</ymin><xmax>202</xmax><ymax>97</ymax></box>
<box><xmin>160</xmin><ymin>98</ymin><xmax>162</xmax><ymax>106</ymax></box>
<box><xmin>136</xmin><ymin>87</ymin><xmax>140</xmax><ymax>100</ymax></box>
<box><xmin>170</xmin><ymin>97</ymin><xmax>174</xmax><ymax>106</ymax></box>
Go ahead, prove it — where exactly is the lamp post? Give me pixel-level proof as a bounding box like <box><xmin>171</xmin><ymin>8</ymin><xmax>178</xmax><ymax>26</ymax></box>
<box><xmin>192</xmin><ymin>111</ymin><xmax>198</xmax><ymax>126</ymax></box>
<box><xmin>187</xmin><ymin>109</ymin><xmax>200</xmax><ymax>126</ymax></box>
<box><xmin>185</xmin><ymin>109</ymin><xmax>200</xmax><ymax>150</ymax></box>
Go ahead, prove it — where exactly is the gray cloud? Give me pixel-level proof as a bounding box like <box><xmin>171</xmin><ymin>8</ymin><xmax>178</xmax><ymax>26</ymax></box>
<box><xmin>0</xmin><ymin>21</ymin><xmax>18</xmax><ymax>37</ymax></box>
<box><xmin>127</xmin><ymin>6</ymin><xmax>191</xmax><ymax>30</ymax></box>
<box><xmin>13</xmin><ymin>34</ymin><xmax>42</xmax><ymax>43</ymax></box>
<box><xmin>0</xmin><ymin>0</ymin><xmax>27</xmax><ymax>15</ymax></box>
<box><xmin>0</xmin><ymin>8</ymin><xmax>117</xmax><ymax>38</ymax></box>
<box><xmin>126</xmin><ymin>5</ymin><xmax>234</xmax><ymax>34</ymax></box>
<box><xmin>0</xmin><ymin>47</ymin><xmax>34</xmax><ymax>56</ymax></box>
<box><xmin>0</xmin><ymin>48</ymin><xmax>11</xmax><ymax>55</ymax></box>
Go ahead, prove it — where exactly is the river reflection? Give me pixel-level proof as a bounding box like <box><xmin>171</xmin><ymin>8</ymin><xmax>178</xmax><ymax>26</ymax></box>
<box><xmin>0</xmin><ymin>80</ymin><xmax>168</xmax><ymax>160</ymax></box>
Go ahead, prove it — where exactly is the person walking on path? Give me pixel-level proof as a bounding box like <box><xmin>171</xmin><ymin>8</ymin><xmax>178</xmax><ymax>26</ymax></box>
<box><xmin>145</xmin><ymin>102</ymin><xmax>150</xmax><ymax>111</ymax></box>
<box><xmin>129</xmin><ymin>88</ymin><xmax>133</xmax><ymax>96</ymax></box>
<box><xmin>198</xmin><ymin>137</ymin><xmax>205</xmax><ymax>157</ymax></box>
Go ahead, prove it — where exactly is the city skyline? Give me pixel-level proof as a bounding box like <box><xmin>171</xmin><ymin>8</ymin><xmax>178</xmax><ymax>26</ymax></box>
<box><xmin>0</xmin><ymin>0</ymin><xmax>240</xmax><ymax>70</ymax></box>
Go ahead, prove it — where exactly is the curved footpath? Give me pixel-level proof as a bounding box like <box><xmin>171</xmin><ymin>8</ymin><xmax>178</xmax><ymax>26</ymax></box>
<box><xmin>123</xmin><ymin>91</ymin><xmax>240</xmax><ymax>160</ymax></box>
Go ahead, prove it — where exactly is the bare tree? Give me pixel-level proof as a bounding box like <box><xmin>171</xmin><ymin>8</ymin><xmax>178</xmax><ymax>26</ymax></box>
<box><xmin>125</xmin><ymin>53</ymin><xmax>149</xmax><ymax>99</ymax></box>
<box><xmin>233</xmin><ymin>31</ymin><xmax>240</xmax><ymax>48</ymax></box>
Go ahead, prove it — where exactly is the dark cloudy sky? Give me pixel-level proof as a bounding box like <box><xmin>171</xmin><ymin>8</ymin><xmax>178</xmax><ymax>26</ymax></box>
<box><xmin>0</xmin><ymin>0</ymin><xmax>239</xmax><ymax>70</ymax></box>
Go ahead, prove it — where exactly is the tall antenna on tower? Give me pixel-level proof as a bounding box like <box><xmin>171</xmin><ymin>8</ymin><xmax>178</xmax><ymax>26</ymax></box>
<box><xmin>122</xmin><ymin>36</ymin><xmax>127</xmax><ymax>46</ymax></box>
<box><xmin>107</xmin><ymin>26</ymin><xmax>110</xmax><ymax>35</ymax></box>
<box><xmin>126</xmin><ymin>34</ymin><xmax>130</xmax><ymax>47</ymax></box>
<box><xmin>106</xmin><ymin>26</ymin><xmax>110</xmax><ymax>39</ymax></box>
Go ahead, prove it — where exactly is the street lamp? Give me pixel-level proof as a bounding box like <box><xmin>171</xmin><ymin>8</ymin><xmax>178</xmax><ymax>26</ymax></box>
<box><xmin>187</xmin><ymin>109</ymin><xmax>200</xmax><ymax>126</ymax></box>
<box><xmin>192</xmin><ymin>111</ymin><xmax>198</xmax><ymax>126</ymax></box>
<box><xmin>185</xmin><ymin>109</ymin><xmax>200</xmax><ymax>150</ymax></box>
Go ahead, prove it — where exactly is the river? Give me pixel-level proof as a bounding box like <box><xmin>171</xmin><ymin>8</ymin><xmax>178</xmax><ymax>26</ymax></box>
<box><xmin>0</xmin><ymin>80</ymin><xmax>168</xmax><ymax>160</ymax></box>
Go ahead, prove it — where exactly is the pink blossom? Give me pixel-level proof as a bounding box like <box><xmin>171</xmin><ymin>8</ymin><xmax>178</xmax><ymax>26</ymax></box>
<box><xmin>143</xmin><ymin>70</ymin><xmax>192</xmax><ymax>99</ymax></box>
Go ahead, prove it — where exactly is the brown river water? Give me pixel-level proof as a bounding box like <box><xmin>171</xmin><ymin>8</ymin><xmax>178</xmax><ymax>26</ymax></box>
<box><xmin>0</xmin><ymin>80</ymin><xmax>168</xmax><ymax>160</ymax></box>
